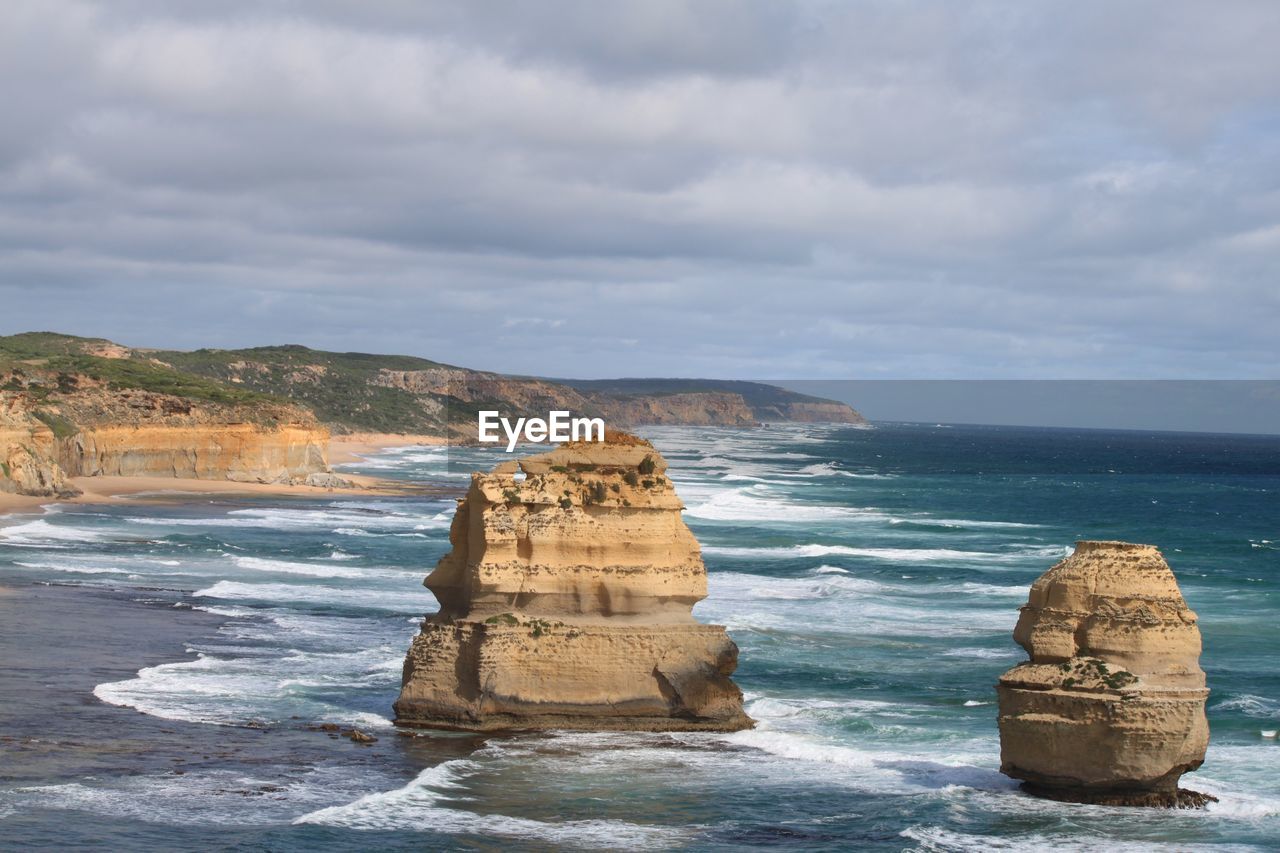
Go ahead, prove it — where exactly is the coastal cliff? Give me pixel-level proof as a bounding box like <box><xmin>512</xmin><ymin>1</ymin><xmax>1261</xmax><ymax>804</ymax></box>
<box><xmin>1</xmin><ymin>331</ymin><xmax>867</xmax><ymax>496</ymax></box>
<box><xmin>0</xmin><ymin>421</ymin><xmax>75</xmax><ymax>497</ymax></box>
<box><xmin>147</xmin><ymin>341</ymin><xmax>864</xmax><ymax>435</ymax></box>
<box><xmin>756</xmin><ymin>400</ymin><xmax>863</xmax><ymax>423</ymax></box>
<box><xmin>63</xmin><ymin>423</ymin><xmax>327</xmax><ymax>482</ymax></box>
<box><xmin>375</xmin><ymin>369</ymin><xmax>758</xmax><ymax>429</ymax></box>
<box><xmin>394</xmin><ymin>432</ymin><xmax>752</xmax><ymax>732</ymax></box>
<box><xmin>0</xmin><ymin>354</ymin><xmax>334</xmax><ymax>496</ymax></box>
<box><xmin>560</xmin><ymin>378</ymin><xmax>866</xmax><ymax>426</ymax></box>
<box><xmin>593</xmin><ymin>392</ymin><xmax>756</xmax><ymax>426</ymax></box>
<box><xmin>997</xmin><ymin>541</ymin><xmax>1212</xmax><ymax>807</ymax></box>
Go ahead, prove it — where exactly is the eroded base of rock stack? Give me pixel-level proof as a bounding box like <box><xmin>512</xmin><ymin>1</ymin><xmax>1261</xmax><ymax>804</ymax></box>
<box><xmin>394</xmin><ymin>433</ymin><xmax>751</xmax><ymax>732</ymax></box>
<box><xmin>997</xmin><ymin>541</ymin><xmax>1212</xmax><ymax>807</ymax></box>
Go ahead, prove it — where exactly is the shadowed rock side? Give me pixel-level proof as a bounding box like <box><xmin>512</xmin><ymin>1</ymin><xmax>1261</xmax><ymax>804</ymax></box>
<box><xmin>394</xmin><ymin>433</ymin><xmax>752</xmax><ymax>732</ymax></box>
<box><xmin>997</xmin><ymin>541</ymin><xmax>1213</xmax><ymax>807</ymax></box>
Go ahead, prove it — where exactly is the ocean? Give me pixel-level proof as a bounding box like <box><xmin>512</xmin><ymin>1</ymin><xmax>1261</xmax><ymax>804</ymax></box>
<box><xmin>0</xmin><ymin>422</ymin><xmax>1277</xmax><ymax>851</ymax></box>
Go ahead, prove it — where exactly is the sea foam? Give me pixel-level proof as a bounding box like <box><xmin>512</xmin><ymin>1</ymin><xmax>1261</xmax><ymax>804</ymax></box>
<box><xmin>294</xmin><ymin>760</ymin><xmax>688</xmax><ymax>848</ymax></box>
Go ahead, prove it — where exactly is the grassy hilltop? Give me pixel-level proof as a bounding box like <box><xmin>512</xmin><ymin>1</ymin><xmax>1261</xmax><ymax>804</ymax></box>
<box><xmin>0</xmin><ymin>332</ymin><xmax>865</xmax><ymax>436</ymax></box>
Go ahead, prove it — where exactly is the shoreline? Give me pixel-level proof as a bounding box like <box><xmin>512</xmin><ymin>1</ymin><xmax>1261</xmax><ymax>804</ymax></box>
<box><xmin>0</xmin><ymin>432</ymin><xmax>446</xmax><ymax>518</ymax></box>
<box><xmin>328</xmin><ymin>432</ymin><xmax>446</xmax><ymax>464</ymax></box>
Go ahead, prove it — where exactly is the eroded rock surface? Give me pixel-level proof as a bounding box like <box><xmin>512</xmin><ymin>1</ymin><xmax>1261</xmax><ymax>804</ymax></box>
<box><xmin>1</xmin><ymin>377</ymin><xmax>332</xmax><ymax>495</ymax></box>
<box><xmin>997</xmin><ymin>541</ymin><xmax>1212</xmax><ymax>807</ymax></box>
<box><xmin>394</xmin><ymin>433</ymin><xmax>752</xmax><ymax>732</ymax></box>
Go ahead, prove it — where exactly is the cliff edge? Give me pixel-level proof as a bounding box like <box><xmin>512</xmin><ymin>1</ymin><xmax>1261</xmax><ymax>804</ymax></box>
<box><xmin>394</xmin><ymin>432</ymin><xmax>752</xmax><ymax>732</ymax></box>
<box><xmin>1</xmin><ymin>343</ymin><xmax>335</xmax><ymax>496</ymax></box>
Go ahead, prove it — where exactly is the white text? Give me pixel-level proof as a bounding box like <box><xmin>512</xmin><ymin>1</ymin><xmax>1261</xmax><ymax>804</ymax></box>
<box><xmin>477</xmin><ymin>410</ymin><xmax>605</xmax><ymax>452</ymax></box>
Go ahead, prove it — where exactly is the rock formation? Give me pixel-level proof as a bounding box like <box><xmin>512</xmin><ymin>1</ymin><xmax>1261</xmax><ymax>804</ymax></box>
<box><xmin>63</xmin><ymin>422</ymin><xmax>328</xmax><ymax>483</ymax></box>
<box><xmin>394</xmin><ymin>433</ymin><xmax>751</xmax><ymax>732</ymax></box>
<box><xmin>3</xmin><ymin>333</ymin><xmax>865</xmax><ymax>452</ymax></box>
<box><xmin>593</xmin><ymin>392</ymin><xmax>757</xmax><ymax>427</ymax></box>
<box><xmin>0</xmin><ymin>423</ymin><xmax>77</xmax><ymax>498</ymax></box>
<box><xmin>376</xmin><ymin>368</ymin><xmax>759</xmax><ymax>432</ymax></box>
<box><xmin>997</xmin><ymin>541</ymin><xmax>1212</xmax><ymax>807</ymax></box>
<box><xmin>1</xmin><ymin>378</ymin><xmax>334</xmax><ymax>496</ymax></box>
<box><xmin>758</xmin><ymin>400</ymin><xmax>865</xmax><ymax>423</ymax></box>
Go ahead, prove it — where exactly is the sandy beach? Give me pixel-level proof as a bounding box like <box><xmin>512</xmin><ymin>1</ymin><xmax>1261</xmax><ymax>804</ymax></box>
<box><xmin>328</xmin><ymin>433</ymin><xmax>446</xmax><ymax>464</ymax></box>
<box><xmin>0</xmin><ymin>433</ymin><xmax>442</xmax><ymax>518</ymax></box>
<box><xmin>0</xmin><ymin>475</ymin><xmax>390</xmax><ymax>518</ymax></box>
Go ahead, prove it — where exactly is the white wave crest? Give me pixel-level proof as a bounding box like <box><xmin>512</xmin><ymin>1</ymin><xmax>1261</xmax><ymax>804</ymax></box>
<box><xmin>685</xmin><ymin>488</ymin><xmax>893</xmax><ymax>523</ymax></box>
<box><xmin>194</xmin><ymin>580</ymin><xmax>429</xmax><ymax>612</ymax></box>
<box><xmin>900</xmin><ymin>826</ymin><xmax>1170</xmax><ymax>852</ymax></box>
<box><xmin>702</xmin><ymin>543</ymin><xmax>1056</xmax><ymax>564</ymax></box>
<box><xmin>294</xmin><ymin>761</ymin><xmax>687</xmax><ymax>848</ymax></box>
<box><xmin>228</xmin><ymin>555</ymin><xmax>398</xmax><ymax>580</ymax></box>
<box><xmin>0</xmin><ymin>517</ymin><xmax>110</xmax><ymax>547</ymax></box>
<box><xmin>1212</xmin><ymin>694</ymin><xmax>1280</xmax><ymax>718</ymax></box>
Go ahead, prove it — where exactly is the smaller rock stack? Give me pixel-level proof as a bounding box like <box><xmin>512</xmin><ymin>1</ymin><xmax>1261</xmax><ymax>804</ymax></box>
<box><xmin>997</xmin><ymin>541</ymin><xmax>1213</xmax><ymax>807</ymax></box>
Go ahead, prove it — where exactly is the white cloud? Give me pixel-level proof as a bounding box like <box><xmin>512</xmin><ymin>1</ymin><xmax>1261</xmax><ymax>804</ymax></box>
<box><xmin>0</xmin><ymin>0</ymin><xmax>1277</xmax><ymax>378</ymax></box>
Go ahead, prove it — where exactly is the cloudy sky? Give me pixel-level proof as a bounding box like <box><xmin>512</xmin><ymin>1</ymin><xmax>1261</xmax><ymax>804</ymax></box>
<box><xmin>2</xmin><ymin>1</ymin><xmax>1277</xmax><ymax>378</ymax></box>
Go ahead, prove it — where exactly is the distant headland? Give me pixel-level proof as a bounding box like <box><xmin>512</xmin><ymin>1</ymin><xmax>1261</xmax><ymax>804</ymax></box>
<box><xmin>0</xmin><ymin>331</ymin><xmax>863</xmax><ymax>503</ymax></box>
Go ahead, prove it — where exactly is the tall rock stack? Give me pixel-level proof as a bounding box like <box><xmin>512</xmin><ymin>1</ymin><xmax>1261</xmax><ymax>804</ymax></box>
<box><xmin>997</xmin><ymin>541</ymin><xmax>1212</xmax><ymax>807</ymax></box>
<box><xmin>394</xmin><ymin>432</ymin><xmax>751</xmax><ymax>732</ymax></box>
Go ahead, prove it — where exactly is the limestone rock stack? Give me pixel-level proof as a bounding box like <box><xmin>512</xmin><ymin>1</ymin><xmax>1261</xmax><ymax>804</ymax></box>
<box><xmin>997</xmin><ymin>541</ymin><xmax>1212</xmax><ymax>807</ymax></box>
<box><xmin>394</xmin><ymin>433</ymin><xmax>751</xmax><ymax>732</ymax></box>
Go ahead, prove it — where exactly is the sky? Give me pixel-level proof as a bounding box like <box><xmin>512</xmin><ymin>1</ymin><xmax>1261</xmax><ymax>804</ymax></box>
<box><xmin>2</xmin><ymin>1</ymin><xmax>1278</xmax><ymax>380</ymax></box>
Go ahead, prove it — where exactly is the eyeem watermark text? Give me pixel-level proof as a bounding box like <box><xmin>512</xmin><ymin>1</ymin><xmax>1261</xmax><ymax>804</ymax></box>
<box><xmin>477</xmin><ymin>410</ymin><xmax>605</xmax><ymax>452</ymax></box>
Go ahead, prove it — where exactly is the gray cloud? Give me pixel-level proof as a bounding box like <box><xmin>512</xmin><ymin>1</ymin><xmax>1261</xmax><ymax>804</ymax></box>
<box><xmin>2</xmin><ymin>0</ymin><xmax>1278</xmax><ymax>378</ymax></box>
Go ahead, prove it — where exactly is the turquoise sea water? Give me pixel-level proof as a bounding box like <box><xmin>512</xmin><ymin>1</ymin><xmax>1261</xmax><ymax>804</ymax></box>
<box><xmin>0</xmin><ymin>422</ymin><xmax>1277</xmax><ymax>850</ymax></box>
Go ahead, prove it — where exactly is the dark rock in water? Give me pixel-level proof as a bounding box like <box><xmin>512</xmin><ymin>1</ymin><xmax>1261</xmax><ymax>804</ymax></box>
<box><xmin>1021</xmin><ymin>784</ymin><xmax>1218</xmax><ymax>809</ymax></box>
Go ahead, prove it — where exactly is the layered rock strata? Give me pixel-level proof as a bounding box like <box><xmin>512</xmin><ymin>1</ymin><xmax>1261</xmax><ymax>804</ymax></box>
<box><xmin>997</xmin><ymin>541</ymin><xmax>1212</xmax><ymax>807</ymax></box>
<box><xmin>1</xmin><ymin>382</ymin><xmax>334</xmax><ymax>496</ymax></box>
<box><xmin>62</xmin><ymin>423</ymin><xmax>328</xmax><ymax>483</ymax></box>
<box><xmin>0</xmin><ymin>426</ymin><xmax>76</xmax><ymax>497</ymax></box>
<box><xmin>394</xmin><ymin>433</ymin><xmax>751</xmax><ymax>732</ymax></box>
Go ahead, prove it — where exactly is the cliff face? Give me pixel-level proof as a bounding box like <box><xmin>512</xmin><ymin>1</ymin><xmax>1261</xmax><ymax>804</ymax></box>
<box><xmin>1</xmin><ymin>390</ymin><xmax>75</xmax><ymax>496</ymax></box>
<box><xmin>3</xmin><ymin>333</ymin><xmax>866</xmax><ymax>439</ymax></box>
<box><xmin>0</xmin><ymin>378</ymin><xmax>332</xmax><ymax>495</ymax></box>
<box><xmin>594</xmin><ymin>392</ymin><xmax>756</xmax><ymax>427</ymax></box>
<box><xmin>62</xmin><ymin>424</ymin><xmax>327</xmax><ymax>482</ymax></box>
<box><xmin>756</xmin><ymin>401</ymin><xmax>864</xmax><ymax>423</ymax></box>
<box><xmin>395</xmin><ymin>433</ymin><xmax>752</xmax><ymax>732</ymax></box>
<box><xmin>560</xmin><ymin>378</ymin><xmax>867</xmax><ymax>426</ymax></box>
<box><xmin>377</xmin><ymin>369</ymin><xmax>758</xmax><ymax>430</ymax></box>
<box><xmin>997</xmin><ymin>541</ymin><xmax>1211</xmax><ymax>807</ymax></box>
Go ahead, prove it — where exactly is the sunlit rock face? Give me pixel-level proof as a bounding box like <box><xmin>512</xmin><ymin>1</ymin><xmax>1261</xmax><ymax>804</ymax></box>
<box><xmin>394</xmin><ymin>432</ymin><xmax>751</xmax><ymax>732</ymax></box>
<box><xmin>1</xmin><ymin>383</ymin><xmax>329</xmax><ymax>496</ymax></box>
<box><xmin>997</xmin><ymin>541</ymin><xmax>1212</xmax><ymax>807</ymax></box>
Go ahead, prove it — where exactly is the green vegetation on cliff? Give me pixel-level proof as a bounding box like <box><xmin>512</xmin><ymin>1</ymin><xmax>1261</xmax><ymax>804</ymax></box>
<box><xmin>0</xmin><ymin>332</ymin><xmax>863</xmax><ymax>434</ymax></box>
<box><xmin>32</xmin><ymin>410</ymin><xmax>79</xmax><ymax>439</ymax></box>
<box><xmin>153</xmin><ymin>345</ymin><xmax>451</xmax><ymax>434</ymax></box>
<box><xmin>0</xmin><ymin>333</ymin><xmax>273</xmax><ymax>406</ymax></box>
<box><xmin>558</xmin><ymin>377</ymin><xmax>829</xmax><ymax>404</ymax></box>
<box><xmin>557</xmin><ymin>377</ymin><xmax>861</xmax><ymax>422</ymax></box>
